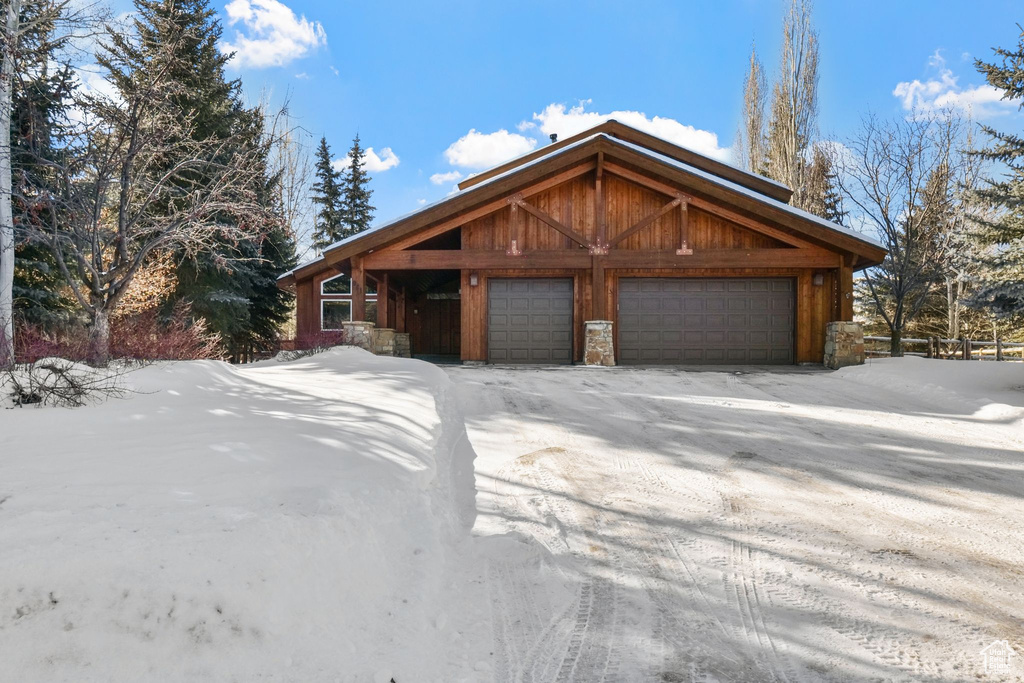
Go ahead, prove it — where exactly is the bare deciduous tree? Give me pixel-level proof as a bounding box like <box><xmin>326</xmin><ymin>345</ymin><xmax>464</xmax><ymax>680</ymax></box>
<box><xmin>835</xmin><ymin>112</ymin><xmax>966</xmax><ymax>355</ymax></box>
<box><xmin>264</xmin><ymin>98</ymin><xmax>314</xmax><ymax>259</ymax></box>
<box><xmin>738</xmin><ymin>44</ymin><xmax>767</xmax><ymax>174</ymax></box>
<box><xmin>21</xmin><ymin>20</ymin><xmax>272</xmax><ymax>364</ymax></box>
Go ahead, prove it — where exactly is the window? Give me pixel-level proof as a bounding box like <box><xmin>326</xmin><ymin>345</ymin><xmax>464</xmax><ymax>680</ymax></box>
<box><xmin>322</xmin><ymin>300</ymin><xmax>351</xmax><ymax>330</ymax></box>
<box><xmin>320</xmin><ymin>274</ymin><xmax>378</xmax><ymax>330</ymax></box>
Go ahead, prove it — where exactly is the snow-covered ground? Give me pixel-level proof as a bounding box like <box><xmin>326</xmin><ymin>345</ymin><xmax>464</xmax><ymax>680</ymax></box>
<box><xmin>3</xmin><ymin>353</ymin><xmax>1022</xmax><ymax>682</ymax></box>
<box><xmin>449</xmin><ymin>358</ymin><xmax>1024</xmax><ymax>682</ymax></box>
<box><xmin>0</xmin><ymin>348</ymin><xmax>488</xmax><ymax>682</ymax></box>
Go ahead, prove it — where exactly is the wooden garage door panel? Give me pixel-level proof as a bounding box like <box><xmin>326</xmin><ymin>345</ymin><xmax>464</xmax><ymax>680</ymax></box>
<box><xmin>618</xmin><ymin>278</ymin><xmax>794</xmax><ymax>365</ymax></box>
<box><xmin>489</xmin><ymin>279</ymin><xmax>573</xmax><ymax>364</ymax></box>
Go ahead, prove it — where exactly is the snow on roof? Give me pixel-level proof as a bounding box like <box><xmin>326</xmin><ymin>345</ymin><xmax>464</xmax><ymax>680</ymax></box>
<box><xmin>279</xmin><ymin>132</ymin><xmax>881</xmax><ymax>280</ymax></box>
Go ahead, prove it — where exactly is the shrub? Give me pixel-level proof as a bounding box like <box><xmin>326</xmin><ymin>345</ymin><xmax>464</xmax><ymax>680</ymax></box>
<box><xmin>14</xmin><ymin>304</ymin><xmax>221</xmax><ymax>365</ymax></box>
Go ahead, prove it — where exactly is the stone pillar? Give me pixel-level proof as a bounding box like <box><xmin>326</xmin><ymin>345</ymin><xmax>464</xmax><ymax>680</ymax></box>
<box><xmin>824</xmin><ymin>321</ymin><xmax>865</xmax><ymax>369</ymax></box>
<box><xmin>342</xmin><ymin>321</ymin><xmax>375</xmax><ymax>351</ymax></box>
<box><xmin>394</xmin><ymin>333</ymin><xmax>412</xmax><ymax>358</ymax></box>
<box><xmin>584</xmin><ymin>320</ymin><xmax>615</xmax><ymax>366</ymax></box>
<box><xmin>371</xmin><ymin>328</ymin><xmax>396</xmax><ymax>356</ymax></box>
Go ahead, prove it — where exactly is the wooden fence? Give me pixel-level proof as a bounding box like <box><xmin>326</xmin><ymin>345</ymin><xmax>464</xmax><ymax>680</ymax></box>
<box><xmin>864</xmin><ymin>336</ymin><xmax>1024</xmax><ymax>361</ymax></box>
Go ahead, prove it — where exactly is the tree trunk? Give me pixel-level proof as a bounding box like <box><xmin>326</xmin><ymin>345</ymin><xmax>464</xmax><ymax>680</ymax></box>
<box><xmin>889</xmin><ymin>328</ymin><xmax>903</xmax><ymax>357</ymax></box>
<box><xmin>90</xmin><ymin>308</ymin><xmax>111</xmax><ymax>367</ymax></box>
<box><xmin>0</xmin><ymin>0</ymin><xmax>21</xmax><ymax>368</ymax></box>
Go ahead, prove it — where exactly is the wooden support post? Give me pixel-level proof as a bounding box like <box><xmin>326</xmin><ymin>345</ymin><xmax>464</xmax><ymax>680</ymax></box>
<box><xmin>963</xmin><ymin>338</ymin><xmax>972</xmax><ymax>360</ymax></box>
<box><xmin>592</xmin><ymin>256</ymin><xmax>606</xmax><ymax>320</ymax></box>
<box><xmin>839</xmin><ymin>258</ymin><xmax>854</xmax><ymax>321</ymax></box>
<box><xmin>507</xmin><ymin>196</ymin><xmax>523</xmax><ymax>256</ymax></box>
<box><xmin>996</xmin><ymin>337</ymin><xmax>1004</xmax><ymax>361</ymax></box>
<box><xmin>396</xmin><ymin>287</ymin><xmax>406</xmax><ymax>333</ymax></box>
<box><xmin>796</xmin><ymin>271</ymin><xmax>812</xmax><ymax>362</ymax></box>
<box><xmin>351</xmin><ymin>255</ymin><xmax>366</xmax><ymax>322</ymax></box>
<box><xmin>595</xmin><ymin>152</ymin><xmax>607</xmax><ymax>253</ymax></box>
<box><xmin>926</xmin><ymin>336</ymin><xmax>935</xmax><ymax>359</ymax></box>
<box><xmin>677</xmin><ymin>200</ymin><xmax>693</xmax><ymax>255</ymax></box>
<box><xmin>378</xmin><ymin>273</ymin><xmax>390</xmax><ymax>328</ymax></box>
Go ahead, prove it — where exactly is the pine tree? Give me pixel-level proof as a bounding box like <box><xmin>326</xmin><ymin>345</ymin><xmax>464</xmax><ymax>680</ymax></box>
<box><xmin>310</xmin><ymin>136</ymin><xmax>343</xmax><ymax>252</ymax></box>
<box><xmin>804</xmin><ymin>144</ymin><xmax>846</xmax><ymax>225</ymax></box>
<box><xmin>9</xmin><ymin>8</ymin><xmax>76</xmax><ymax>327</ymax></box>
<box><xmin>340</xmin><ymin>134</ymin><xmax>375</xmax><ymax>238</ymax></box>
<box><xmin>968</xmin><ymin>26</ymin><xmax>1024</xmax><ymax>318</ymax></box>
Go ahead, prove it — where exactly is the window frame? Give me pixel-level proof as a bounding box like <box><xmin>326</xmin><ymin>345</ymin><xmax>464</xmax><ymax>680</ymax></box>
<box><xmin>320</xmin><ymin>274</ymin><xmax>378</xmax><ymax>330</ymax></box>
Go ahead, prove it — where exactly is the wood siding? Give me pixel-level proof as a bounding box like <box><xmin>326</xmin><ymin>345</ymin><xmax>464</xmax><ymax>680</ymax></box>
<box><xmin>296</xmin><ymin>158</ymin><xmax>855</xmax><ymax>364</ymax></box>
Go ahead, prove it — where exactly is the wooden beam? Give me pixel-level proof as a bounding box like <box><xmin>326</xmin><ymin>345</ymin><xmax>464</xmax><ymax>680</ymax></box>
<box><xmin>351</xmin><ymin>255</ymin><xmax>366</xmax><ymax>322</ymax></box>
<box><xmin>677</xmin><ymin>201</ymin><xmax>693</xmax><ymax>255</ymax></box>
<box><xmin>362</xmin><ymin>248</ymin><xmax>838</xmax><ymax>271</ymax></box>
<box><xmin>396</xmin><ymin>286</ymin><xmax>406</xmax><ymax>333</ymax></box>
<box><xmin>378</xmin><ymin>273</ymin><xmax>390</xmax><ymax>328</ymax></box>
<box><xmin>608</xmin><ymin>196</ymin><xmax>683</xmax><ymax>248</ymax></box>
<box><xmin>600</xmin><ymin>249</ymin><xmax>840</xmax><ymax>269</ymax></box>
<box><xmin>797</xmin><ymin>271</ymin><xmax>812</xmax><ymax>362</ymax></box>
<box><xmin>603</xmin><ymin>160</ymin><xmax>815</xmax><ymax>249</ymax></box>
<box><xmin>839</xmin><ymin>261</ymin><xmax>854</xmax><ymax>320</ymax></box>
<box><xmin>507</xmin><ymin>196</ymin><xmax>523</xmax><ymax>256</ymax></box>
<box><xmin>595</xmin><ymin>152</ymin><xmax>607</xmax><ymax>253</ymax></box>
<box><xmin>515</xmin><ymin>198</ymin><xmax>591</xmax><ymax>248</ymax></box>
<box><xmin>365</xmin><ymin>161</ymin><xmax>599</xmax><ymax>254</ymax></box>
<box><xmin>592</xmin><ymin>256</ymin><xmax>606</xmax><ymax>319</ymax></box>
<box><xmin>363</xmin><ymin>249</ymin><xmax>593</xmax><ymax>270</ymax></box>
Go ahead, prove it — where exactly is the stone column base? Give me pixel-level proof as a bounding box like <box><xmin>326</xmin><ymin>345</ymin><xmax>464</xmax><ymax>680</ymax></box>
<box><xmin>824</xmin><ymin>321</ymin><xmax>865</xmax><ymax>369</ymax></box>
<box><xmin>394</xmin><ymin>333</ymin><xmax>411</xmax><ymax>358</ymax></box>
<box><xmin>584</xmin><ymin>320</ymin><xmax>615</xmax><ymax>366</ymax></box>
<box><xmin>371</xmin><ymin>328</ymin><xmax>396</xmax><ymax>356</ymax></box>
<box><xmin>342</xmin><ymin>321</ymin><xmax>375</xmax><ymax>351</ymax></box>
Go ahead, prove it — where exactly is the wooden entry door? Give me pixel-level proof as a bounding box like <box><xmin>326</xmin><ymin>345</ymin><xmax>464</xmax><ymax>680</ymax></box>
<box><xmin>410</xmin><ymin>296</ymin><xmax>461</xmax><ymax>356</ymax></box>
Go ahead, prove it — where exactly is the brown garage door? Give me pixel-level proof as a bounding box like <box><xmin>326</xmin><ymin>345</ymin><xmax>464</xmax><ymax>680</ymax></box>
<box><xmin>488</xmin><ymin>278</ymin><xmax>573</xmax><ymax>364</ymax></box>
<box><xmin>618</xmin><ymin>278</ymin><xmax>794</xmax><ymax>364</ymax></box>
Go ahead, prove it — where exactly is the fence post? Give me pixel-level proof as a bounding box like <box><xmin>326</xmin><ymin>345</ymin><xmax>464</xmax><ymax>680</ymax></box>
<box><xmin>962</xmin><ymin>338</ymin><xmax>971</xmax><ymax>361</ymax></box>
<box><xmin>926</xmin><ymin>337</ymin><xmax>935</xmax><ymax>358</ymax></box>
<box><xmin>996</xmin><ymin>337</ymin><xmax>1004</xmax><ymax>362</ymax></box>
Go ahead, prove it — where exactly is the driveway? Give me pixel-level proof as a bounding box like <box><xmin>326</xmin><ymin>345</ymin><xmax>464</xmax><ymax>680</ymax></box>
<box><xmin>446</xmin><ymin>364</ymin><xmax>1024</xmax><ymax>682</ymax></box>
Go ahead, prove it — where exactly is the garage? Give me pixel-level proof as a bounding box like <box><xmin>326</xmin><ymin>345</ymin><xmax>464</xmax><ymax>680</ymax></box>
<box><xmin>618</xmin><ymin>278</ymin><xmax>795</xmax><ymax>365</ymax></box>
<box><xmin>488</xmin><ymin>278</ymin><xmax>573</xmax><ymax>364</ymax></box>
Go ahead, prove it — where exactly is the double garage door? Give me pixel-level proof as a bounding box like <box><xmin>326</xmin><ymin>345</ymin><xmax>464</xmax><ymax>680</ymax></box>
<box><xmin>487</xmin><ymin>277</ymin><xmax>794</xmax><ymax>365</ymax></box>
<box><xmin>618</xmin><ymin>278</ymin><xmax>794</xmax><ymax>364</ymax></box>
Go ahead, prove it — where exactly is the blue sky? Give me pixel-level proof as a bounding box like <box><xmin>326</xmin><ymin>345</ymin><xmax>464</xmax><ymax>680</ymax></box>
<box><xmin>111</xmin><ymin>0</ymin><xmax>1023</xmax><ymax>236</ymax></box>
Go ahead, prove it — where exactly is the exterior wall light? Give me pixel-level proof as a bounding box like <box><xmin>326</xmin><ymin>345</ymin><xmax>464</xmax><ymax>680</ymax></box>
<box><xmin>813</xmin><ymin>273</ymin><xmax>825</xmax><ymax>286</ymax></box>
<box><xmin>469</xmin><ymin>273</ymin><xmax>479</xmax><ymax>287</ymax></box>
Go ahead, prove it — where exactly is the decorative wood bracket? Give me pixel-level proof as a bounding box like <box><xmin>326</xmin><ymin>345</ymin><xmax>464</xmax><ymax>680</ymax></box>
<box><xmin>513</xmin><ymin>196</ymin><xmax>592</xmax><ymax>249</ymax></box>
<box><xmin>589</xmin><ymin>242</ymin><xmax>609</xmax><ymax>256</ymax></box>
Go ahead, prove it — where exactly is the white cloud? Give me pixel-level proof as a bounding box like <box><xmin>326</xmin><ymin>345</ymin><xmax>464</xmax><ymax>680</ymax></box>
<box><xmin>332</xmin><ymin>147</ymin><xmax>401</xmax><ymax>173</ymax></box>
<box><xmin>294</xmin><ymin>72</ymin><xmax>310</xmax><ymax>80</ymax></box>
<box><xmin>429</xmin><ymin>170</ymin><xmax>463</xmax><ymax>185</ymax></box>
<box><xmin>528</xmin><ymin>101</ymin><xmax>732</xmax><ymax>161</ymax></box>
<box><xmin>444</xmin><ymin>129</ymin><xmax>537</xmax><ymax>169</ymax></box>
<box><xmin>893</xmin><ymin>50</ymin><xmax>1018</xmax><ymax>118</ymax></box>
<box><xmin>329</xmin><ymin>66</ymin><xmax>340</xmax><ymax>76</ymax></box>
<box><xmin>417</xmin><ymin>198</ymin><xmax>427</xmax><ymax>205</ymax></box>
<box><xmin>222</xmin><ymin>0</ymin><xmax>327</xmax><ymax>69</ymax></box>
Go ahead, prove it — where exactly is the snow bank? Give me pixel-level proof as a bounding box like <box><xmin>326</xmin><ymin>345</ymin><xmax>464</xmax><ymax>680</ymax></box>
<box><xmin>833</xmin><ymin>356</ymin><xmax>1024</xmax><ymax>424</ymax></box>
<box><xmin>0</xmin><ymin>348</ymin><xmax>480</xmax><ymax>682</ymax></box>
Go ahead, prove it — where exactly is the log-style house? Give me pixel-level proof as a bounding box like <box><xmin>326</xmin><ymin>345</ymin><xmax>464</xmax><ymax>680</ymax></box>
<box><xmin>278</xmin><ymin>120</ymin><xmax>886</xmax><ymax>365</ymax></box>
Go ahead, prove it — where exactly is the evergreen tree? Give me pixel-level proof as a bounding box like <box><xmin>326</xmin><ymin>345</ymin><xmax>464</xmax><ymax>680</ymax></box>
<box><xmin>9</xmin><ymin>8</ymin><xmax>76</xmax><ymax>326</ymax></box>
<box><xmin>340</xmin><ymin>134</ymin><xmax>375</xmax><ymax>238</ymax></box>
<box><xmin>969</xmin><ymin>27</ymin><xmax>1024</xmax><ymax>318</ymax></box>
<box><xmin>111</xmin><ymin>0</ymin><xmax>291</xmax><ymax>360</ymax></box>
<box><xmin>804</xmin><ymin>144</ymin><xmax>846</xmax><ymax>225</ymax></box>
<box><xmin>310</xmin><ymin>136</ymin><xmax>343</xmax><ymax>252</ymax></box>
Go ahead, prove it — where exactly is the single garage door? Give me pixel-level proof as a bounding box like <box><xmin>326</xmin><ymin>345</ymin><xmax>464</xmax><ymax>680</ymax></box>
<box><xmin>488</xmin><ymin>278</ymin><xmax>573</xmax><ymax>364</ymax></box>
<box><xmin>618</xmin><ymin>278</ymin><xmax>794</xmax><ymax>364</ymax></box>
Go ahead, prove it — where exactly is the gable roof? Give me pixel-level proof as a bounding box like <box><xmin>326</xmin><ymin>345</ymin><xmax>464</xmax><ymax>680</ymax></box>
<box><xmin>457</xmin><ymin>119</ymin><xmax>794</xmax><ymax>203</ymax></box>
<box><xmin>280</xmin><ymin>125</ymin><xmax>885</xmax><ymax>284</ymax></box>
